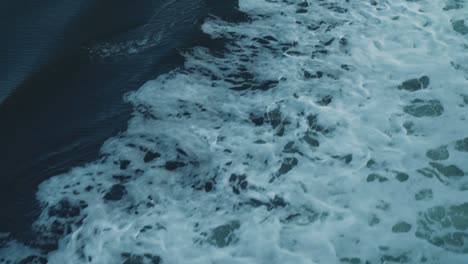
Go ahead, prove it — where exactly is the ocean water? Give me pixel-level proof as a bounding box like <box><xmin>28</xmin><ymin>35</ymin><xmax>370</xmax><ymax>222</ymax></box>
<box><xmin>1</xmin><ymin>0</ymin><xmax>468</xmax><ymax>263</ymax></box>
<box><xmin>0</xmin><ymin>0</ymin><xmax>213</xmax><ymax>237</ymax></box>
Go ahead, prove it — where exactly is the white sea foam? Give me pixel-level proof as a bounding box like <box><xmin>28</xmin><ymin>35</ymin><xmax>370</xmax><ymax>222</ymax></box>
<box><xmin>2</xmin><ymin>0</ymin><xmax>468</xmax><ymax>263</ymax></box>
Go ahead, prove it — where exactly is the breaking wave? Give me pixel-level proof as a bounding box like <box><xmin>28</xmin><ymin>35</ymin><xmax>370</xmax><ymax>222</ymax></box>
<box><xmin>1</xmin><ymin>0</ymin><xmax>468</xmax><ymax>263</ymax></box>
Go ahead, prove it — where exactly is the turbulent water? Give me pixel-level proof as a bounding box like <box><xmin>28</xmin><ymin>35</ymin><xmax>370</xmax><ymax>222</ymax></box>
<box><xmin>2</xmin><ymin>0</ymin><xmax>468</xmax><ymax>263</ymax></box>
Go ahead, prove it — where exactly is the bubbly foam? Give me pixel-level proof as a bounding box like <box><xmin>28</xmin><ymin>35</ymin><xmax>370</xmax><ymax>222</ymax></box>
<box><xmin>2</xmin><ymin>0</ymin><xmax>468</xmax><ymax>263</ymax></box>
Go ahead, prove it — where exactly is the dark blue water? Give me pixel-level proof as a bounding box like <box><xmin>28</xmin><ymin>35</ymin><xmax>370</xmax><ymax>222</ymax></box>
<box><xmin>0</xmin><ymin>0</ymin><xmax>244</xmax><ymax>253</ymax></box>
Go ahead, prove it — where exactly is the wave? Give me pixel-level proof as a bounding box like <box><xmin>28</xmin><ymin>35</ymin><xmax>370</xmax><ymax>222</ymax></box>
<box><xmin>1</xmin><ymin>0</ymin><xmax>468</xmax><ymax>263</ymax></box>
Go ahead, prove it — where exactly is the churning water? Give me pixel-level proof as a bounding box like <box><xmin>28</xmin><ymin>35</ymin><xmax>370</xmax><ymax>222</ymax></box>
<box><xmin>1</xmin><ymin>0</ymin><xmax>468</xmax><ymax>263</ymax></box>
